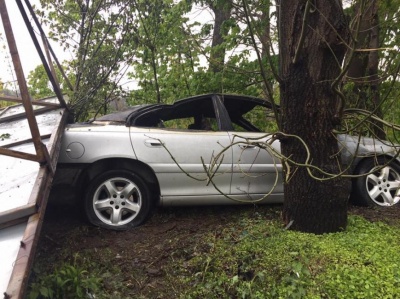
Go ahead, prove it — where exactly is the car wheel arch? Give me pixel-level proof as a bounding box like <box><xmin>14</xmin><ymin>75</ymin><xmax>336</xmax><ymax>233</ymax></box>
<box><xmin>79</xmin><ymin>158</ymin><xmax>160</xmax><ymax>199</ymax></box>
<box><xmin>352</xmin><ymin>154</ymin><xmax>400</xmax><ymax>174</ymax></box>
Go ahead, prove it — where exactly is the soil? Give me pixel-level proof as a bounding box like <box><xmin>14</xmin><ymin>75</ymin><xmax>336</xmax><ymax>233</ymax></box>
<box><xmin>34</xmin><ymin>202</ymin><xmax>400</xmax><ymax>298</ymax></box>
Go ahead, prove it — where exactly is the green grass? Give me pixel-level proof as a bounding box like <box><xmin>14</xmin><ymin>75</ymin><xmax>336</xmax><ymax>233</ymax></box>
<box><xmin>178</xmin><ymin>215</ymin><xmax>400</xmax><ymax>298</ymax></box>
<box><xmin>28</xmin><ymin>211</ymin><xmax>400</xmax><ymax>299</ymax></box>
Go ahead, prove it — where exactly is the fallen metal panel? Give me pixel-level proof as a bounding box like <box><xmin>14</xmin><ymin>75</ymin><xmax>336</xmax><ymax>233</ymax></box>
<box><xmin>0</xmin><ymin>105</ymin><xmax>66</xmax><ymax>215</ymax></box>
<box><xmin>0</xmin><ymin>143</ymin><xmax>41</xmax><ymax>215</ymax></box>
<box><xmin>1</xmin><ymin>0</ymin><xmax>70</xmax><ymax>297</ymax></box>
<box><xmin>4</xmin><ymin>169</ymin><xmax>53</xmax><ymax>299</ymax></box>
<box><xmin>0</xmin><ymin>106</ymin><xmax>68</xmax><ymax>299</ymax></box>
<box><xmin>0</xmin><ymin>222</ymin><xmax>27</xmax><ymax>295</ymax></box>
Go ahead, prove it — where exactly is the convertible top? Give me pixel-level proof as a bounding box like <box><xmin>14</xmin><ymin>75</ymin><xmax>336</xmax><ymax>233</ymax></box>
<box><xmin>94</xmin><ymin>104</ymin><xmax>156</xmax><ymax>123</ymax></box>
<box><xmin>93</xmin><ymin>93</ymin><xmax>273</xmax><ymax>127</ymax></box>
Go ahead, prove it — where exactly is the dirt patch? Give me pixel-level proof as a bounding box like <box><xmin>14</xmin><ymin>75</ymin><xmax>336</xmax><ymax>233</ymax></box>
<box><xmin>348</xmin><ymin>204</ymin><xmax>400</xmax><ymax>226</ymax></box>
<box><xmin>33</xmin><ymin>203</ymin><xmax>399</xmax><ymax>298</ymax></box>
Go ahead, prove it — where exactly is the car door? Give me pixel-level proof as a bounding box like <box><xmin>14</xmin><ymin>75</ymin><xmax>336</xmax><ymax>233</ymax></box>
<box><xmin>219</xmin><ymin>95</ymin><xmax>284</xmax><ymax>202</ymax></box>
<box><xmin>128</xmin><ymin>95</ymin><xmax>233</xmax><ymax>204</ymax></box>
<box><xmin>228</xmin><ymin>131</ymin><xmax>283</xmax><ymax>201</ymax></box>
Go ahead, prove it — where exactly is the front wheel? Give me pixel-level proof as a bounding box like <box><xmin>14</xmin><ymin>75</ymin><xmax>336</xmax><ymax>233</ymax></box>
<box><xmin>84</xmin><ymin>170</ymin><xmax>154</xmax><ymax>230</ymax></box>
<box><xmin>353</xmin><ymin>157</ymin><xmax>400</xmax><ymax>207</ymax></box>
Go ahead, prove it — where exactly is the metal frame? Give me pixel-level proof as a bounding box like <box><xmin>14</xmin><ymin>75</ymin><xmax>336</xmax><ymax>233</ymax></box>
<box><xmin>0</xmin><ymin>0</ymin><xmax>69</xmax><ymax>298</ymax></box>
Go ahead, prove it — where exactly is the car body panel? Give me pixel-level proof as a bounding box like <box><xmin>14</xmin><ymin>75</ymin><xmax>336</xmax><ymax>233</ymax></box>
<box><xmin>129</xmin><ymin>127</ymin><xmax>233</xmax><ymax>197</ymax></box>
<box><xmin>55</xmin><ymin>93</ymin><xmax>400</xmax><ymax>211</ymax></box>
<box><xmin>228</xmin><ymin>132</ymin><xmax>283</xmax><ymax>196</ymax></box>
<box><xmin>58</xmin><ymin>125</ymin><xmax>136</xmax><ymax>163</ymax></box>
<box><xmin>337</xmin><ymin>134</ymin><xmax>400</xmax><ymax>170</ymax></box>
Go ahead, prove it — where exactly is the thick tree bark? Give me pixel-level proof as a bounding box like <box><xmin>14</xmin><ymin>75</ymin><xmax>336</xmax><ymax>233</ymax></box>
<box><xmin>278</xmin><ymin>0</ymin><xmax>351</xmax><ymax>233</ymax></box>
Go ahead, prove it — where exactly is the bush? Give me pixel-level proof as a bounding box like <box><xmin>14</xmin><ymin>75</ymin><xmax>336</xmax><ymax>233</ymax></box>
<box><xmin>28</xmin><ymin>254</ymin><xmax>101</xmax><ymax>299</ymax></box>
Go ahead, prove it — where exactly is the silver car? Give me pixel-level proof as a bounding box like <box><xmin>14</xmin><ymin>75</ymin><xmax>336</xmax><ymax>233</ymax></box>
<box><xmin>55</xmin><ymin>94</ymin><xmax>400</xmax><ymax>230</ymax></box>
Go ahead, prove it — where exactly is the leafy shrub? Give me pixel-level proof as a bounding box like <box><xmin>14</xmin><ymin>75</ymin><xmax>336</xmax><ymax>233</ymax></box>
<box><xmin>28</xmin><ymin>254</ymin><xmax>101</xmax><ymax>299</ymax></box>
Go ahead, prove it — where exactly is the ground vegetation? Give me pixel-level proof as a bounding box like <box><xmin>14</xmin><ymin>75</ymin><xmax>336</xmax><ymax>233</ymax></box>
<box><xmin>28</xmin><ymin>203</ymin><xmax>400</xmax><ymax>298</ymax></box>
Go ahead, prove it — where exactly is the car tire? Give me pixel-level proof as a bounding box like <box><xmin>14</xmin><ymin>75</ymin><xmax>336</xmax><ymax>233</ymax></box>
<box><xmin>84</xmin><ymin>170</ymin><xmax>154</xmax><ymax>230</ymax></box>
<box><xmin>352</xmin><ymin>157</ymin><xmax>400</xmax><ymax>207</ymax></box>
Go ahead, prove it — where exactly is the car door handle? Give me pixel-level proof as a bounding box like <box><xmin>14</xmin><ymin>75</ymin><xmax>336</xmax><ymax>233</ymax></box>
<box><xmin>145</xmin><ymin>139</ymin><xmax>163</xmax><ymax>147</ymax></box>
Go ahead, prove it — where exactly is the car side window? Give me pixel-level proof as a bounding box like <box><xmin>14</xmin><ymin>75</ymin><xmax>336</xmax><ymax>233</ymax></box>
<box><xmin>163</xmin><ymin>116</ymin><xmax>218</xmax><ymax>131</ymax></box>
<box><xmin>163</xmin><ymin>117</ymin><xmax>194</xmax><ymax>129</ymax></box>
<box><xmin>199</xmin><ymin>117</ymin><xmax>218</xmax><ymax>131</ymax></box>
<box><xmin>231</xmin><ymin>104</ymin><xmax>278</xmax><ymax>132</ymax></box>
<box><xmin>131</xmin><ymin>96</ymin><xmax>220</xmax><ymax>130</ymax></box>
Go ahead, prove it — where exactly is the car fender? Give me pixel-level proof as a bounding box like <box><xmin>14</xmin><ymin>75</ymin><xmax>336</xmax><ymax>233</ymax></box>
<box><xmin>58</xmin><ymin>124</ymin><xmax>137</xmax><ymax>164</ymax></box>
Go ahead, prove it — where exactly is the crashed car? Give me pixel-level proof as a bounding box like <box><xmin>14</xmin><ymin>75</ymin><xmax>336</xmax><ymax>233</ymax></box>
<box><xmin>55</xmin><ymin>94</ymin><xmax>400</xmax><ymax>230</ymax></box>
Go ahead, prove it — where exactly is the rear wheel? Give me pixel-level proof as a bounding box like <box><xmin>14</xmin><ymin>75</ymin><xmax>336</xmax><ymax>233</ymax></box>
<box><xmin>353</xmin><ymin>157</ymin><xmax>400</xmax><ymax>207</ymax></box>
<box><xmin>84</xmin><ymin>170</ymin><xmax>153</xmax><ymax>230</ymax></box>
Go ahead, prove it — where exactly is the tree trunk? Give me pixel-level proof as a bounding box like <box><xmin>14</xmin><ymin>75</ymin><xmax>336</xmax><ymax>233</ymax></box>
<box><xmin>209</xmin><ymin>1</ymin><xmax>232</xmax><ymax>75</ymax></box>
<box><xmin>278</xmin><ymin>0</ymin><xmax>351</xmax><ymax>234</ymax></box>
<box><xmin>261</xmin><ymin>1</ymin><xmax>271</xmax><ymax>59</ymax></box>
<box><xmin>347</xmin><ymin>0</ymin><xmax>384</xmax><ymax>138</ymax></box>
<box><xmin>367</xmin><ymin>7</ymin><xmax>383</xmax><ymax>138</ymax></box>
